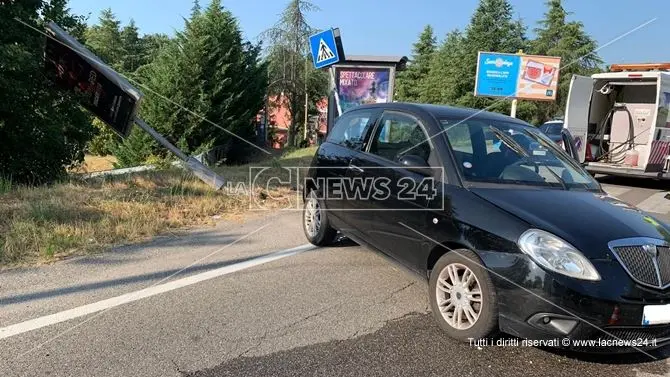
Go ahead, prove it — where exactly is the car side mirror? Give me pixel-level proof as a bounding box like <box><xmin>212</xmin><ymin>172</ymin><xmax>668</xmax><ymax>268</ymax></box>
<box><xmin>398</xmin><ymin>154</ymin><xmax>432</xmax><ymax>176</ymax></box>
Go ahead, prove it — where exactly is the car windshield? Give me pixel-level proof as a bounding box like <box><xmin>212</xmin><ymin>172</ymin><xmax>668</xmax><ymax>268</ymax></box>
<box><xmin>440</xmin><ymin>118</ymin><xmax>600</xmax><ymax>190</ymax></box>
<box><xmin>540</xmin><ymin>122</ymin><xmax>563</xmax><ymax>135</ymax></box>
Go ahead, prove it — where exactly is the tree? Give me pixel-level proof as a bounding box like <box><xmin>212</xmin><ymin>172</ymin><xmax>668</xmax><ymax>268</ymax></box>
<box><xmin>395</xmin><ymin>25</ymin><xmax>437</xmax><ymax>102</ymax></box>
<box><xmin>0</xmin><ymin>0</ymin><xmax>93</xmax><ymax>184</ymax></box>
<box><xmin>455</xmin><ymin>0</ymin><xmax>527</xmax><ymax>113</ymax></box>
<box><xmin>141</xmin><ymin>33</ymin><xmax>170</xmax><ymax>63</ymax></box>
<box><xmin>85</xmin><ymin>13</ymin><xmax>173</xmax><ymax>157</ymax></box>
<box><xmin>84</xmin><ymin>8</ymin><xmax>124</xmax><ymax>69</ymax></box>
<box><xmin>120</xmin><ymin>19</ymin><xmax>143</xmax><ymax>73</ymax></box>
<box><xmin>41</xmin><ymin>0</ymin><xmax>87</xmax><ymax>41</ymax></box>
<box><xmin>116</xmin><ymin>0</ymin><xmax>268</xmax><ymax>166</ymax></box>
<box><xmin>530</xmin><ymin>0</ymin><xmax>602</xmax><ymax>122</ymax></box>
<box><xmin>421</xmin><ymin>30</ymin><xmax>466</xmax><ymax>104</ymax></box>
<box><xmin>262</xmin><ymin>0</ymin><xmax>326</xmax><ymax>147</ymax></box>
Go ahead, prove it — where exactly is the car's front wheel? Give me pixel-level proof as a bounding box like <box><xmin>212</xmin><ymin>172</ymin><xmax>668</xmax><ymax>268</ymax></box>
<box><xmin>302</xmin><ymin>190</ymin><xmax>337</xmax><ymax>246</ymax></box>
<box><xmin>429</xmin><ymin>249</ymin><xmax>498</xmax><ymax>341</ymax></box>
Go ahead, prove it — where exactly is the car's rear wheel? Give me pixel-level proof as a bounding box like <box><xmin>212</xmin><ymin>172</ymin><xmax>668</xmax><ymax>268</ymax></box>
<box><xmin>303</xmin><ymin>190</ymin><xmax>337</xmax><ymax>246</ymax></box>
<box><xmin>429</xmin><ymin>249</ymin><xmax>498</xmax><ymax>341</ymax></box>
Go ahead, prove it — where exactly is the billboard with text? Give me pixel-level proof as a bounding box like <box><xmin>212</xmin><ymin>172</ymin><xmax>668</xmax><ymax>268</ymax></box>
<box><xmin>475</xmin><ymin>52</ymin><xmax>561</xmax><ymax>101</ymax></box>
<box><xmin>335</xmin><ymin>67</ymin><xmax>392</xmax><ymax>113</ymax></box>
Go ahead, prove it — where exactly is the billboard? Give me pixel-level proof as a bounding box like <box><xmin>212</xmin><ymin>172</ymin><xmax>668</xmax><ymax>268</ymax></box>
<box><xmin>475</xmin><ymin>52</ymin><xmax>561</xmax><ymax>101</ymax></box>
<box><xmin>335</xmin><ymin>67</ymin><xmax>392</xmax><ymax>113</ymax></box>
<box><xmin>44</xmin><ymin>22</ymin><xmax>143</xmax><ymax>138</ymax></box>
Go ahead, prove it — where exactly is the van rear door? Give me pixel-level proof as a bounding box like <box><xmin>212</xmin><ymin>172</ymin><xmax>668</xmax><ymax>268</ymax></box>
<box><xmin>564</xmin><ymin>75</ymin><xmax>594</xmax><ymax>163</ymax></box>
<box><xmin>648</xmin><ymin>73</ymin><xmax>670</xmax><ymax>172</ymax></box>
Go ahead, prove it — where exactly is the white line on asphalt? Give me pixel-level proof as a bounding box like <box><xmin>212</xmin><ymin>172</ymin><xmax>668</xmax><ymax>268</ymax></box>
<box><xmin>0</xmin><ymin>244</ymin><xmax>316</xmax><ymax>341</ymax></box>
<box><xmin>635</xmin><ymin>191</ymin><xmax>670</xmax><ymax>214</ymax></box>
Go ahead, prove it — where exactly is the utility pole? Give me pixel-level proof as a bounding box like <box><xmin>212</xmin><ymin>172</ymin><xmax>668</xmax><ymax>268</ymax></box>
<box><xmin>303</xmin><ymin>48</ymin><xmax>309</xmax><ymax>143</ymax></box>
<box><xmin>510</xmin><ymin>49</ymin><xmax>524</xmax><ymax>118</ymax></box>
<box><xmin>304</xmin><ymin>91</ymin><xmax>309</xmax><ymax>141</ymax></box>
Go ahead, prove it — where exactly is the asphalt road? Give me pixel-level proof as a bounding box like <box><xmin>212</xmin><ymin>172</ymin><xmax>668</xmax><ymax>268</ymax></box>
<box><xmin>597</xmin><ymin>176</ymin><xmax>670</xmax><ymax>222</ymax></box>
<box><xmin>1</xmin><ymin>178</ymin><xmax>670</xmax><ymax>377</ymax></box>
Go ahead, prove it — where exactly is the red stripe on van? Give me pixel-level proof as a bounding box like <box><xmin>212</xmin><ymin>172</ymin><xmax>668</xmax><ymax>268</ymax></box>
<box><xmin>646</xmin><ymin>140</ymin><xmax>670</xmax><ymax>172</ymax></box>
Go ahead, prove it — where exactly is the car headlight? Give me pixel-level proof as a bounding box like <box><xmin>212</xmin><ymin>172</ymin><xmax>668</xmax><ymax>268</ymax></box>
<box><xmin>518</xmin><ymin>229</ymin><xmax>601</xmax><ymax>281</ymax></box>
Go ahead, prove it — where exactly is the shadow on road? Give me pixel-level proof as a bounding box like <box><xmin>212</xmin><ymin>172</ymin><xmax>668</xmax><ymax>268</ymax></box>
<box><xmin>538</xmin><ymin>342</ymin><xmax>670</xmax><ymax>365</ymax></box>
<box><xmin>328</xmin><ymin>235</ymin><xmax>358</xmax><ymax>248</ymax></box>
<box><xmin>187</xmin><ymin>313</ymin><xmax>670</xmax><ymax>377</ymax></box>
<box><xmin>0</xmin><ymin>245</ymin><xmax>267</xmax><ymax>306</ymax></box>
<box><xmin>597</xmin><ymin>175</ymin><xmax>670</xmax><ymax>191</ymax></box>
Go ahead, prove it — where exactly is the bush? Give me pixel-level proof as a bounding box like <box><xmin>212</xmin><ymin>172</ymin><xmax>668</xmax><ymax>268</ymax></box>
<box><xmin>88</xmin><ymin>119</ymin><xmax>121</xmax><ymax>156</ymax></box>
<box><xmin>112</xmin><ymin>127</ymin><xmax>157</xmax><ymax>168</ymax></box>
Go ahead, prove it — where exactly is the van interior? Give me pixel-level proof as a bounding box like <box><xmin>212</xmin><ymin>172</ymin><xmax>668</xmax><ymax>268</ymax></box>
<box><xmin>586</xmin><ymin>79</ymin><xmax>658</xmax><ymax>169</ymax></box>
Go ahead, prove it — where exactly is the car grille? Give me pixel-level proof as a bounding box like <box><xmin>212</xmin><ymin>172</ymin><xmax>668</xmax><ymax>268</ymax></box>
<box><xmin>570</xmin><ymin>326</ymin><xmax>670</xmax><ymax>352</ymax></box>
<box><xmin>613</xmin><ymin>246</ymin><xmax>660</xmax><ymax>286</ymax></box>
<box><xmin>658</xmin><ymin>246</ymin><xmax>670</xmax><ymax>285</ymax></box>
<box><xmin>600</xmin><ymin>326</ymin><xmax>670</xmax><ymax>342</ymax></box>
<box><xmin>611</xmin><ymin>244</ymin><xmax>670</xmax><ymax>289</ymax></box>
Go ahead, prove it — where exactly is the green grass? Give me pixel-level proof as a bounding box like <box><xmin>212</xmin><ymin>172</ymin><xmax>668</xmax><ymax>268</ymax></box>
<box><xmin>281</xmin><ymin>146</ymin><xmax>318</xmax><ymax>160</ymax></box>
<box><xmin>0</xmin><ymin>176</ymin><xmax>12</xmax><ymax>194</ymax></box>
<box><xmin>0</xmin><ymin>147</ymin><xmax>316</xmax><ymax>267</ymax></box>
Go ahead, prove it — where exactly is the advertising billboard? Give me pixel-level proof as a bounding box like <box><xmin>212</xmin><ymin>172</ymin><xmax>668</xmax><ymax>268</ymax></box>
<box><xmin>44</xmin><ymin>22</ymin><xmax>143</xmax><ymax>138</ymax></box>
<box><xmin>475</xmin><ymin>52</ymin><xmax>561</xmax><ymax>101</ymax></box>
<box><xmin>335</xmin><ymin>67</ymin><xmax>392</xmax><ymax>113</ymax></box>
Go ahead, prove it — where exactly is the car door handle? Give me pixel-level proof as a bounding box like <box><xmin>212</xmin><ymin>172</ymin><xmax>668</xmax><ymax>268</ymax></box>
<box><xmin>349</xmin><ymin>164</ymin><xmax>365</xmax><ymax>173</ymax></box>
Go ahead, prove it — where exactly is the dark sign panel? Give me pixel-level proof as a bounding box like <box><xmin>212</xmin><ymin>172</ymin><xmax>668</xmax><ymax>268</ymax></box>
<box><xmin>44</xmin><ymin>22</ymin><xmax>143</xmax><ymax>138</ymax></box>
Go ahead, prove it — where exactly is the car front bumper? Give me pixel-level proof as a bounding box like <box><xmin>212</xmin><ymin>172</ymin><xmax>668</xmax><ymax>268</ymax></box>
<box><xmin>479</xmin><ymin>250</ymin><xmax>670</xmax><ymax>353</ymax></box>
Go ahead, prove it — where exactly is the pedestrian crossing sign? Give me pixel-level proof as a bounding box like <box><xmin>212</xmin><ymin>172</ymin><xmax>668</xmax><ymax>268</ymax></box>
<box><xmin>309</xmin><ymin>29</ymin><xmax>340</xmax><ymax>69</ymax></box>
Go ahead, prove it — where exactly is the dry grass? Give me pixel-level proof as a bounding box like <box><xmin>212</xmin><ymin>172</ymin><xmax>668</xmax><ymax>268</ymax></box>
<box><xmin>70</xmin><ymin>155</ymin><xmax>119</xmax><ymax>173</ymax></box>
<box><xmin>0</xmin><ymin>147</ymin><xmax>318</xmax><ymax>267</ymax></box>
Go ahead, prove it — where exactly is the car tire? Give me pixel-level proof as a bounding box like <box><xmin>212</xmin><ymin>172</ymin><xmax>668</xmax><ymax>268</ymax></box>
<box><xmin>303</xmin><ymin>190</ymin><xmax>337</xmax><ymax>246</ymax></box>
<box><xmin>429</xmin><ymin>249</ymin><xmax>498</xmax><ymax>342</ymax></box>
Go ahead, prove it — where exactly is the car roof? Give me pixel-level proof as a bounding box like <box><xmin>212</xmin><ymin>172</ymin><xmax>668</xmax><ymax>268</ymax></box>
<box><xmin>346</xmin><ymin>102</ymin><xmax>531</xmax><ymax>127</ymax></box>
<box><xmin>541</xmin><ymin>120</ymin><xmax>564</xmax><ymax>125</ymax></box>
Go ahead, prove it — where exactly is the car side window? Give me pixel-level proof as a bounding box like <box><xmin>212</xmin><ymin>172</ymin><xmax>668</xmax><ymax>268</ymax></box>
<box><xmin>444</xmin><ymin>121</ymin><xmax>493</xmax><ymax>177</ymax></box>
<box><xmin>369</xmin><ymin>112</ymin><xmax>432</xmax><ymax>163</ymax></box>
<box><xmin>444</xmin><ymin>122</ymin><xmax>473</xmax><ymax>154</ymax></box>
<box><xmin>327</xmin><ymin>110</ymin><xmax>376</xmax><ymax>150</ymax></box>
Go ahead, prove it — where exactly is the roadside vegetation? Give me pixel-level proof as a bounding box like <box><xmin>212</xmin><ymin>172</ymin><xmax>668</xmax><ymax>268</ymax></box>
<box><xmin>0</xmin><ymin>0</ymin><xmax>605</xmax><ymax>266</ymax></box>
<box><xmin>0</xmin><ymin>147</ymin><xmax>317</xmax><ymax>267</ymax></box>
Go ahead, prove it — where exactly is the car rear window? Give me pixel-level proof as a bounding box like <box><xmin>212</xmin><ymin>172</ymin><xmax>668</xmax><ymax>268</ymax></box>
<box><xmin>540</xmin><ymin>123</ymin><xmax>563</xmax><ymax>135</ymax></box>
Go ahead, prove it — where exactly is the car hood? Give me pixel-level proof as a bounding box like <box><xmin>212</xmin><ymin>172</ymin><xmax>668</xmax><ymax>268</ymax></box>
<box><xmin>470</xmin><ymin>187</ymin><xmax>670</xmax><ymax>259</ymax></box>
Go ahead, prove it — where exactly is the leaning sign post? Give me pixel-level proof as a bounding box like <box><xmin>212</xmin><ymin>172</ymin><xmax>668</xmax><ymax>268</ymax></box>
<box><xmin>44</xmin><ymin>22</ymin><xmax>225</xmax><ymax>190</ymax></box>
<box><xmin>474</xmin><ymin>51</ymin><xmax>562</xmax><ymax>118</ymax></box>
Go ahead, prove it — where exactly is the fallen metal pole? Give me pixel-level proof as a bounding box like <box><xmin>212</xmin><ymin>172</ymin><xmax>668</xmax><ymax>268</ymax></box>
<box><xmin>134</xmin><ymin>118</ymin><xmax>225</xmax><ymax>190</ymax></box>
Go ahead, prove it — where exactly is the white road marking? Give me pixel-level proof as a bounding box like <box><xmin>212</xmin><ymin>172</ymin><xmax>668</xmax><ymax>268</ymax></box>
<box><xmin>0</xmin><ymin>244</ymin><xmax>316</xmax><ymax>340</ymax></box>
<box><xmin>600</xmin><ymin>185</ymin><xmax>632</xmax><ymax>198</ymax></box>
<box><xmin>635</xmin><ymin>192</ymin><xmax>670</xmax><ymax>214</ymax></box>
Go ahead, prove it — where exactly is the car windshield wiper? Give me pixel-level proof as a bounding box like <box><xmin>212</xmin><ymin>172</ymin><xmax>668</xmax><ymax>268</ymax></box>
<box><xmin>488</xmin><ymin>126</ymin><xmax>529</xmax><ymax>157</ymax></box>
<box><xmin>489</xmin><ymin>126</ymin><xmax>568</xmax><ymax>191</ymax></box>
<box><xmin>517</xmin><ymin>128</ymin><xmax>575</xmax><ymax>191</ymax></box>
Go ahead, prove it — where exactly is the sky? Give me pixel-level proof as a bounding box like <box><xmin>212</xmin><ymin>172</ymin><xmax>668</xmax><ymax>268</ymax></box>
<box><xmin>67</xmin><ymin>0</ymin><xmax>670</xmax><ymax>66</ymax></box>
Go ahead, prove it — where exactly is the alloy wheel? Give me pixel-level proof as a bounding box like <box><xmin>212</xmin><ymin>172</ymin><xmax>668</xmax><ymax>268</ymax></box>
<box><xmin>435</xmin><ymin>263</ymin><xmax>483</xmax><ymax>330</ymax></box>
<box><xmin>304</xmin><ymin>195</ymin><xmax>321</xmax><ymax>238</ymax></box>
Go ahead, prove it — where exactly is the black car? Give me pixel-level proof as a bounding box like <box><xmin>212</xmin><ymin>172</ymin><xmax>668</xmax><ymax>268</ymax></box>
<box><xmin>538</xmin><ymin>120</ymin><xmax>564</xmax><ymax>144</ymax></box>
<box><xmin>302</xmin><ymin>103</ymin><xmax>670</xmax><ymax>352</ymax></box>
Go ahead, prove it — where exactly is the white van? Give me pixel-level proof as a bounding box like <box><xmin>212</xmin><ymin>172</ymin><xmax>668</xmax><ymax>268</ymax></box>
<box><xmin>564</xmin><ymin>64</ymin><xmax>670</xmax><ymax>179</ymax></box>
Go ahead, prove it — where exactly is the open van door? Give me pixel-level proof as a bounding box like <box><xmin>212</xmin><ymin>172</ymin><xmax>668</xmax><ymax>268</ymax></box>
<box><xmin>560</xmin><ymin>128</ymin><xmax>581</xmax><ymax>163</ymax></box>
<box><xmin>564</xmin><ymin>75</ymin><xmax>594</xmax><ymax>163</ymax></box>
